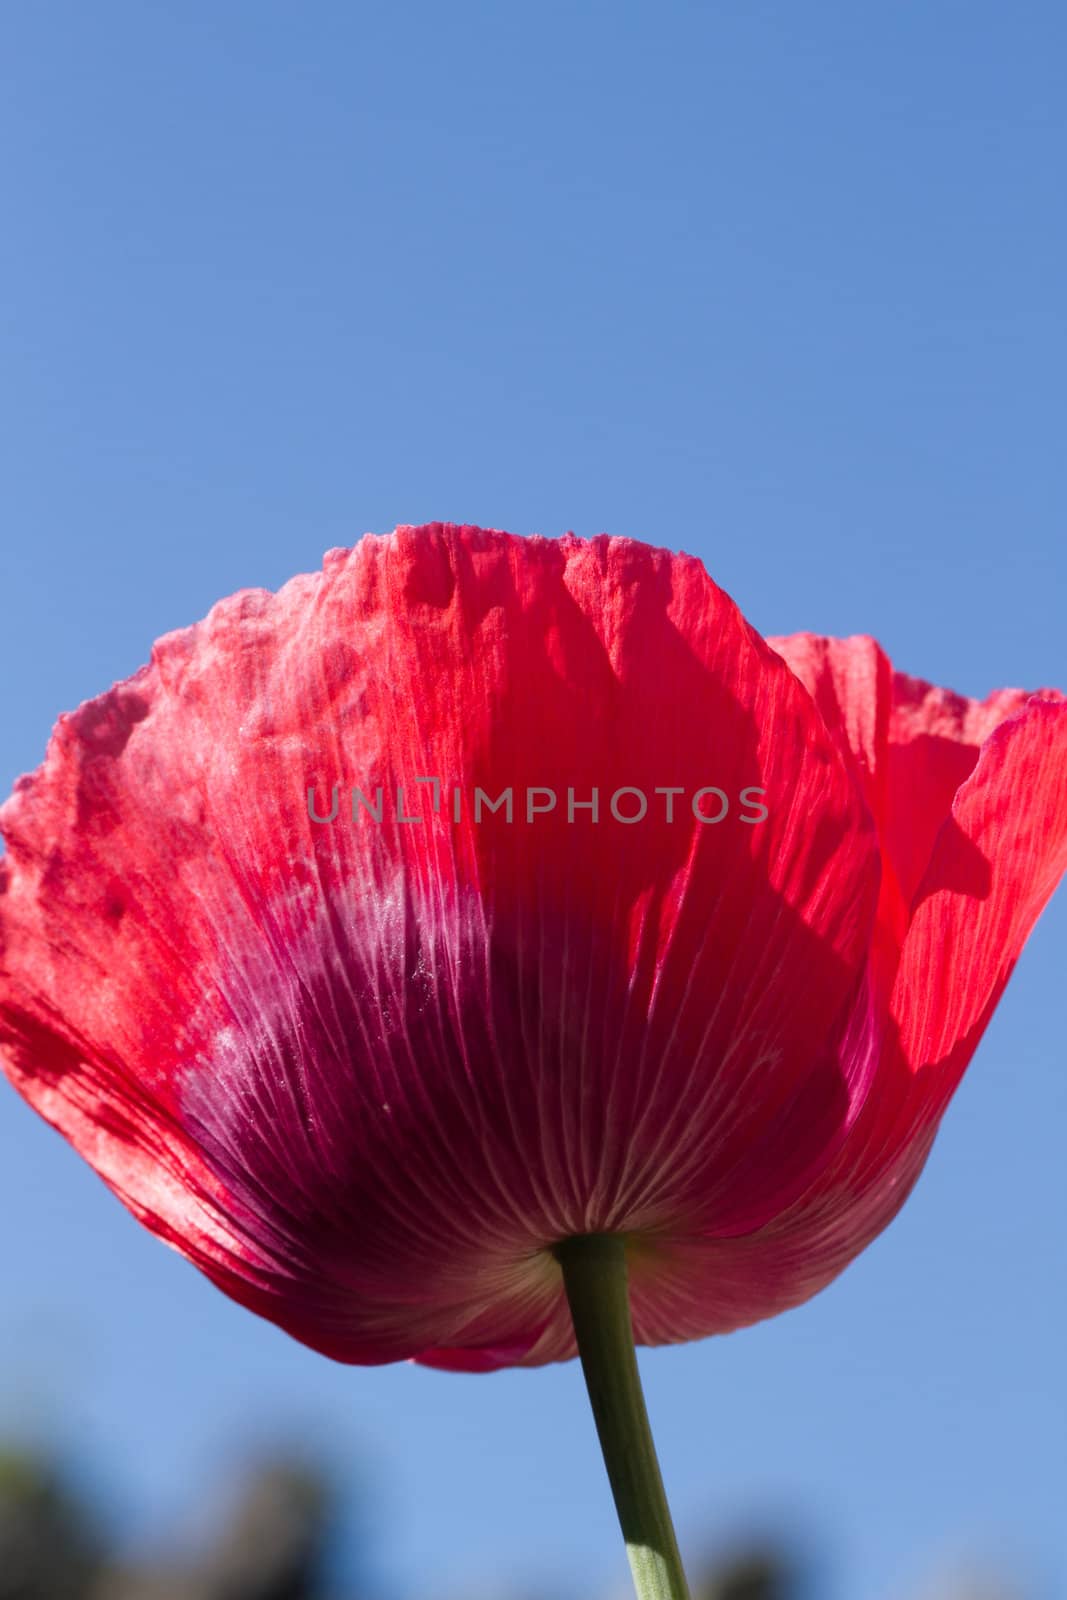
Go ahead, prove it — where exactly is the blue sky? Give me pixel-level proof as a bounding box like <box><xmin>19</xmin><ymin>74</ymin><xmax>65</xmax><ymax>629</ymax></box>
<box><xmin>1</xmin><ymin>5</ymin><xmax>1064</xmax><ymax>1598</ymax></box>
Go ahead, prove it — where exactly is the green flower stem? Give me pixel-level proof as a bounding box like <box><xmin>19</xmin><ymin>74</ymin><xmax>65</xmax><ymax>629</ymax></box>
<box><xmin>554</xmin><ymin>1233</ymin><xmax>692</xmax><ymax>1600</ymax></box>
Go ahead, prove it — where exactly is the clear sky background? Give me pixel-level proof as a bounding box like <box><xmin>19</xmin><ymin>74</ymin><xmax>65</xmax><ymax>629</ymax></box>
<box><xmin>1</xmin><ymin>5</ymin><xmax>1064</xmax><ymax>1598</ymax></box>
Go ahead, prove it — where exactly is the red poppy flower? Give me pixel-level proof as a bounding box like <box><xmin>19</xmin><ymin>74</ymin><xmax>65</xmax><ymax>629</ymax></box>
<box><xmin>1</xmin><ymin>524</ymin><xmax>1064</xmax><ymax>1373</ymax></box>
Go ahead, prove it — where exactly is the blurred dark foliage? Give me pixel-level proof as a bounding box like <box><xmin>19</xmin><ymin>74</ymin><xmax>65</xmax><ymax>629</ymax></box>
<box><xmin>694</xmin><ymin>1546</ymin><xmax>797</xmax><ymax>1600</ymax></box>
<box><xmin>0</xmin><ymin>1449</ymin><xmax>329</xmax><ymax>1600</ymax></box>
<box><xmin>0</xmin><ymin>1442</ymin><xmax>1023</xmax><ymax>1600</ymax></box>
<box><xmin>0</xmin><ymin>1451</ymin><xmax>103</xmax><ymax>1598</ymax></box>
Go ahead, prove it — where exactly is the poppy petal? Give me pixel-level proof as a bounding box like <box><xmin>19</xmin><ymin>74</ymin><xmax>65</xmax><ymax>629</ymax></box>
<box><xmin>1</xmin><ymin>526</ymin><xmax>881</xmax><ymax>1364</ymax></box>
